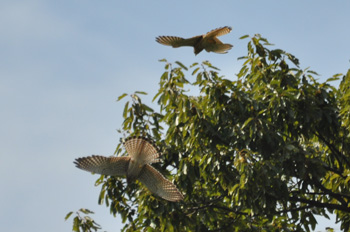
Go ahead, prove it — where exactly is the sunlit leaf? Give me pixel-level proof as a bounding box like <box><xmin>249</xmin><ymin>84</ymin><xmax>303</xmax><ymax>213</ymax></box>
<box><xmin>135</xmin><ymin>91</ymin><xmax>148</xmax><ymax>95</ymax></box>
<box><xmin>117</xmin><ymin>93</ymin><xmax>128</xmax><ymax>101</ymax></box>
<box><xmin>239</xmin><ymin>35</ymin><xmax>250</xmax><ymax>39</ymax></box>
<box><xmin>326</xmin><ymin>76</ymin><xmax>340</xmax><ymax>82</ymax></box>
<box><xmin>123</xmin><ymin>101</ymin><xmax>129</xmax><ymax>118</ymax></box>
<box><xmin>175</xmin><ymin>61</ymin><xmax>188</xmax><ymax>71</ymax></box>
<box><xmin>65</xmin><ymin>211</ymin><xmax>73</xmax><ymax>220</ymax></box>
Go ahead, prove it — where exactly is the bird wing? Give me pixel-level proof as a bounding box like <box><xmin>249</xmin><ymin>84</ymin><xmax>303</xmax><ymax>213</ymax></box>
<box><xmin>138</xmin><ymin>164</ymin><xmax>184</xmax><ymax>202</ymax></box>
<box><xmin>205</xmin><ymin>26</ymin><xmax>232</xmax><ymax>38</ymax></box>
<box><xmin>123</xmin><ymin>136</ymin><xmax>160</xmax><ymax>164</ymax></box>
<box><xmin>74</xmin><ymin>155</ymin><xmax>130</xmax><ymax>176</ymax></box>
<box><xmin>156</xmin><ymin>35</ymin><xmax>202</xmax><ymax>47</ymax></box>
<box><xmin>204</xmin><ymin>38</ymin><xmax>233</xmax><ymax>54</ymax></box>
<box><xmin>204</xmin><ymin>43</ymin><xmax>233</xmax><ymax>54</ymax></box>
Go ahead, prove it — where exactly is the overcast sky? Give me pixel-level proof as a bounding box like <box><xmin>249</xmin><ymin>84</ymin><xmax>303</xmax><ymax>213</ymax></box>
<box><xmin>1</xmin><ymin>1</ymin><xmax>349</xmax><ymax>231</ymax></box>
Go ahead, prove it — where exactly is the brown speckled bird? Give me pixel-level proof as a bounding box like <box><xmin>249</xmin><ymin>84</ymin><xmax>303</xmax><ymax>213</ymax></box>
<box><xmin>156</xmin><ymin>26</ymin><xmax>233</xmax><ymax>55</ymax></box>
<box><xmin>74</xmin><ymin>136</ymin><xmax>183</xmax><ymax>202</ymax></box>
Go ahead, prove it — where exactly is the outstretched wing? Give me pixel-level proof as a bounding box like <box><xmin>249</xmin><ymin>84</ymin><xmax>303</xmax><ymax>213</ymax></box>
<box><xmin>123</xmin><ymin>136</ymin><xmax>160</xmax><ymax>164</ymax></box>
<box><xmin>156</xmin><ymin>35</ymin><xmax>202</xmax><ymax>48</ymax></box>
<box><xmin>205</xmin><ymin>26</ymin><xmax>232</xmax><ymax>38</ymax></box>
<box><xmin>74</xmin><ymin>155</ymin><xmax>130</xmax><ymax>176</ymax></box>
<box><xmin>204</xmin><ymin>38</ymin><xmax>233</xmax><ymax>54</ymax></box>
<box><xmin>138</xmin><ymin>164</ymin><xmax>184</xmax><ymax>202</ymax></box>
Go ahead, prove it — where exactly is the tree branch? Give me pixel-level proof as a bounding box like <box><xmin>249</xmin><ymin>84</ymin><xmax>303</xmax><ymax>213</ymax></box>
<box><xmin>186</xmin><ymin>197</ymin><xmax>248</xmax><ymax>216</ymax></box>
<box><xmin>315</xmin><ymin>131</ymin><xmax>350</xmax><ymax>169</ymax></box>
<box><xmin>276</xmin><ymin>205</ymin><xmax>314</xmax><ymax>214</ymax></box>
<box><xmin>322</xmin><ymin>164</ymin><xmax>346</xmax><ymax>178</ymax></box>
<box><xmin>289</xmin><ymin>196</ymin><xmax>350</xmax><ymax>213</ymax></box>
<box><xmin>309</xmin><ymin>176</ymin><xmax>349</xmax><ymax>206</ymax></box>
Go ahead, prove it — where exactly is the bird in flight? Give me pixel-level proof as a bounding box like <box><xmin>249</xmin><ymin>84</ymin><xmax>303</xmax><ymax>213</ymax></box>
<box><xmin>74</xmin><ymin>136</ymin><xmax>184</xmax><ymax>202</ymax></box>
<box><xmin>156</xmin><ymin>26</ymin><xmax>233</xmax><ymax>55</ymax></box>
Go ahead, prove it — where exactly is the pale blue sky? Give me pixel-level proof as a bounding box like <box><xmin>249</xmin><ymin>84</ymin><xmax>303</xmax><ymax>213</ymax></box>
<box><xmin>1</xmin><ymin>1</ymin><xmax>349</xmax><ymax>231</ymax></box>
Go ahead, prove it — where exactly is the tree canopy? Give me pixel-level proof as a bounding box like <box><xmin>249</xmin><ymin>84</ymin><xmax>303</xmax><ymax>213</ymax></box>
<box><xmin>67</xmin><ymin>34</ymin><xmax>350</xmax><ymax>232</ymax></box>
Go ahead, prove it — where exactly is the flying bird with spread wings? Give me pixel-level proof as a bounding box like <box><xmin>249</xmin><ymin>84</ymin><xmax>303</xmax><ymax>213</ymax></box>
<box><xmin>74</xmin><ymin>136</ymin><xmax>183</xmax><ymax>202</ymax></box>
<box><xmin>156</xmin><ymin>26</ymin><xmax>233</xmax><ymax>55</ymax></box>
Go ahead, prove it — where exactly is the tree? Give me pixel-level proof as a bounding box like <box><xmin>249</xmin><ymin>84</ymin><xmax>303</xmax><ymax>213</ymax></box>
<box><xmin>68</xmin><ymin>34</ymin><xmax>350</xmax><ymax>231</ymax></box>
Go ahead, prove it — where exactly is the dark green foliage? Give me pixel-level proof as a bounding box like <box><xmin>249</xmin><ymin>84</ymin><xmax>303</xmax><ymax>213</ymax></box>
<box><xmin>69</xmin><ymin>35</ymin><xmax>350</xmax><ymax>231</ymax></box>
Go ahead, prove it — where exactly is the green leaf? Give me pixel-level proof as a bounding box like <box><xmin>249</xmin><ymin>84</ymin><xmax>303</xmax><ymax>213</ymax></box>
<box><xmin>80</xmin><ymin>208</ymin><xmax>94</xmax><ymax>214</ymax></box>
<box><xmin>160</xmin><ymin>71</ymin><xmax>169</xmax><ymax>81</ymax></box>
<box><xmin>65</xmin><ymin>211</ymin><xmax>73</xmax><ymax>220</ymax></box>
<box><xmin>73</xmin><ymin>217</ymin><xmax>80</xmax><ymax>232</ymax></box>
<box><xmin>175</xmin><ymin>61</ymin><xmax>188</xmax><ymax>71</ymax></box>
<box><xmin>190</xmin><ymin>62</ymin><xmax>199</xmax><ymax>68</ymax></box>
<box><xmin>135</xmin><ymin>91</ymin><xmax>148</xmax><ymax>95</ymax></box>
<box><xmin>142</xmin><ymin>103</ymin><xmax>154</xmax><ymax>112</ymax></box>
<box><xmin>117</xmin><ymin>93</ymin><xmax>128</xmax><ymax>101</ymax></box>
<box><xmin>239</xmin><ymin>34</ymin><xmax>250</xmax><ymax>39</ymax></box>
<box><xmin>192</xmin><ymin>67</ymin><xmax>200</xmax><ymax>75</ymax></box>
<box><xmin>166</xmin><ymin>221</ymin><xmax>174</xmax><ymax>232</ymax></box>
<box><xmin>242</xmin><ymin>117</ymin><xmax>253</xmax><ymax>129</ymax></box>
<box><xmin>306</xmin><ymin>70</ymin><xmax>319</xmax><ymax>76</ymax></box>
<box><xmin>326</xmin><ymin>76</ymin><xmax>340</xmax><ymax>82</ymax></box>
<box><xmin>123</xmin><ymin>101</ymin><xmax>129</xmax><ymax>118</ymax></box>
<box><xmin>237</xmin><ymin>56</ymin><xmax>248</xmax><ymax>60</ymax></box>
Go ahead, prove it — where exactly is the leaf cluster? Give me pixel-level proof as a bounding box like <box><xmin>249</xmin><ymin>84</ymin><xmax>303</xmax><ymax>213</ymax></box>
<box><xmin>65</xmin><ymin>209</ymin><xmax>104</xmax><ymax>232</ymax></box>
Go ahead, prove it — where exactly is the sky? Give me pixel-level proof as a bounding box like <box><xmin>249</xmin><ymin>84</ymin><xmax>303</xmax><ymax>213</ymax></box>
<box><xmin>1</xmin><ymin>1</ymin><xmax>349</xmax><ymax>231</ymax></box>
